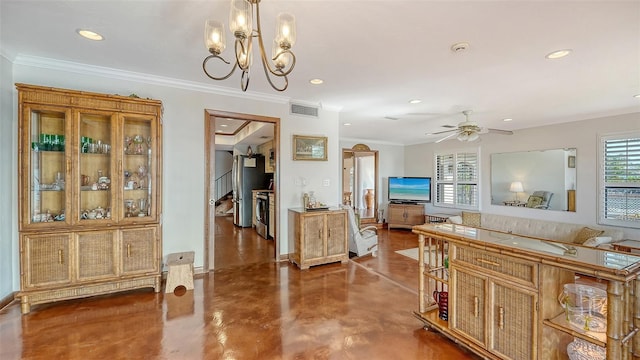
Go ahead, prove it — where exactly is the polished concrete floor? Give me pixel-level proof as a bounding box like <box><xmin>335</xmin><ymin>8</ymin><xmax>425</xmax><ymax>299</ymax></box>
<box><xmin>0</xmin><ymin>215</ymin><xmax>478</xmax><ymax>359</ymax></box>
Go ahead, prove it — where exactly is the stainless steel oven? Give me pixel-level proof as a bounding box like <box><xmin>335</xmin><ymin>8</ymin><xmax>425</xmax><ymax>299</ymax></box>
<box><xmin>255</xmin><ymin>192</ymin><xmax>269</xmax><ymax>239</ymax></box>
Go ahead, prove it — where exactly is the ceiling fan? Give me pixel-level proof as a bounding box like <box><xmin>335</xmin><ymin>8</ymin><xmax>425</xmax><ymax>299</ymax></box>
<box><xmin>432</xmin><ymin>110</ymin><xmax>513</xmax><ymax>143</ymax></box>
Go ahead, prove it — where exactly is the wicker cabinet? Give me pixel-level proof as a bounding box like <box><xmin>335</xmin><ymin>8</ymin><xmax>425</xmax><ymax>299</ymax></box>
<box><xmin>17</xmin><ymin>84</ymin><xmax>162</xmax><ymax>314</ymax></box>
<box><xmin>388</xmin><ymin>203</ymin><xmax>424</xmax><ymax>229</ymax></box>
<box><xmin>450</xmin><ymin>245</ymin><xmax>538</xmax><ymax>360</ymax></box>
<box><xmin>288</xmin><ymin>208</ymin><xmax>348</xmax><ymax>269</ymax></box>
<box><xmin>414</xmin><ymin>224</ymin><xmax>640</xmax><ymax>360</ymax></box>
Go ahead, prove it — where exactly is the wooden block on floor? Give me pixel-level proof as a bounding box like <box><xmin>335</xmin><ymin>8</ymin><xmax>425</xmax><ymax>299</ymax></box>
<box><xmin>165</xmin><ymin>251</ymin><xmax>195</xmax><ymax>293</ymax></box>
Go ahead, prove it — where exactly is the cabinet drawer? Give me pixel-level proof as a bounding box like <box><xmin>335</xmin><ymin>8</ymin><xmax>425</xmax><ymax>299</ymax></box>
<box><xmin>452</xmin><ymin>245</ymin><xmax>538</xmax><ymax>289</ymax></box>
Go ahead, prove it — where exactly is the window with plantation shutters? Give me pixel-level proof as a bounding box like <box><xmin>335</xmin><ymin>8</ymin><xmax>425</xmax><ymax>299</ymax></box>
<box><xmin>435</xmin><ymin>151</ymin><xmax>479</xmax><ymax>209</ymax></box>
<box><xmin>599</xmin><ymin>133</ymin><xmax>640</xmax><ymax>228</ymax></box>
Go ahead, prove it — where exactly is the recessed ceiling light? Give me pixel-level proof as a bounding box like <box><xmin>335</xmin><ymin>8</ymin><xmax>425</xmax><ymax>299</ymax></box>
<box><xmin>634</xmin><ymin>94</ymin><xmax>640</xmax><ymax>98</ymax></box>
<box><xmin>220</xmin><ymin>124</ymin><xmax>228</xmax><ymax>127</ymax></box>
<box><xmin>545</xmin><ymin>49</ymin><xmax>572</xmax><ymax>59</ymax></box>
<box><xmin>343</xmin><ymin>123</ymin><xmax>352</xmax><ymax>126</ymax></box>
<box><xmin>409</xmin><ymin>99</ymin><xmax>422</xmax><ymax>104</ymax></box>
<box><xmin>503</xmin><ymin>118</ymin><xmax>513</xmax><ymax>122</ymax></box>
<box><xmin>77</xmin><ymin>29</ymin><xmax>104</xmax><ymax>41</ymax></box>
<box><xmin>425</xmin><ymin>133</ymin><xmax>433</xmax><ymax>136</ymax></box>
<box><xmin>309</xmin><ymin>78</ymin><xmax>324</xmax><ymax>85</ymax></box>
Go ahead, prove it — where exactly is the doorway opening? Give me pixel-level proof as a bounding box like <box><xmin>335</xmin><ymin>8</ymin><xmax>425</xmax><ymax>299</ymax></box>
<box><xmin>204</xmin><ymin>109</ymin><xmax>280</xmax><ymax>271</ymax></box>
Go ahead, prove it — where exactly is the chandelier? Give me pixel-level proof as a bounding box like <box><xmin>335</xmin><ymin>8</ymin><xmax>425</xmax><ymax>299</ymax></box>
<box><xmin>202</xmin><ymin>0</ymin><xmax>296</xmax><ymax>92</ymax></box>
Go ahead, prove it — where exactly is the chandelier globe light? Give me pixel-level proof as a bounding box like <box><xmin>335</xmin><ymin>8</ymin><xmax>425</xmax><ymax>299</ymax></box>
<box><xmin>203</xmin><ymin>0</ymin><xmax>297</xmax><ymax>92</ymax></box>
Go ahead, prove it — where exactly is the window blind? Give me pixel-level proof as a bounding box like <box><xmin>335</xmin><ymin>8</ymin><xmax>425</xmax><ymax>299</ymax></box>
<box><xmin>435</xmin><ymin>151</ymin><xmax>478</xmax><ymax>209</ymax></box>
<box><xmin>601</xmin><ymin>135</ymin><xmax>640</xmax><ymax>227</ymax></box>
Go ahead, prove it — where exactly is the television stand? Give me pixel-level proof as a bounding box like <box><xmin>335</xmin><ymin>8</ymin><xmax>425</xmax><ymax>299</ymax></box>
<box><xmin>387</xmin><ymin>203</ymin><xmax>424</xmax><ymax>229</ymax></box>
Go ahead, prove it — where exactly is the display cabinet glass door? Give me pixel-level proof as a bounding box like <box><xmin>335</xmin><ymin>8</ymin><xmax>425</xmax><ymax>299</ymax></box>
<box><xmin>26</xmin><ymin>106</ymin><xmax>71</xmax><ymax>227</ymax></box>
<box><xmin>122</xmin><ymin>115</ymin><xmax>156</xmax><ymax>222</ymax></box>
<box><xmin>77</xmin><ymin>111</ymin><xmax>116</xmax><ymax>224</ymax></box>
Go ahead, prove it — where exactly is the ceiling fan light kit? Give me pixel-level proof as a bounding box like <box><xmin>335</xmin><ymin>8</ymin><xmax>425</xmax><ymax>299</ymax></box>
<box><xmin>203</xmin><ymin>0</ymin><xmax>297</xmax><ymax>92</ymax></box>
<box><xmin>433</xmin><ymin>110</ymin><xmax>513</xmax><ymax>143</ymax></box>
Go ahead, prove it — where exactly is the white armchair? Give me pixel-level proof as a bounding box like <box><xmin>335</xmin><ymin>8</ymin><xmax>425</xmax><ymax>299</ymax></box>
<box><xmin>343</xmin><ymin>205</ymin><xmax>378</xmax><ymax>257</ymax></box>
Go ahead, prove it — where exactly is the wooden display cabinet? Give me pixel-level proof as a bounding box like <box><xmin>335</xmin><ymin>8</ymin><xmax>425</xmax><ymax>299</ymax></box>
<box><xmin>413</xmin><ymin>223</ymin><xmax>640</xmax><ymax>360</ymax></box>
<box><xmin>288</xmin><ymin>208</ymin><xmax>348</xmax><ymax>269</ymax></box>
<box><xmin>388</xmin><ymin>203</ymin><xmax>424</xmax><ymax>229</ymax></box>
<box><xmin>17</xmin><ymin>83</ymin><xmax>163</xmax><ymax>314</ymax></box>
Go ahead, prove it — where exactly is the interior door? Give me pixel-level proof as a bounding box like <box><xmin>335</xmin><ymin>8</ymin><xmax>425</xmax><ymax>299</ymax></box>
<box><xmin>205</xmin><ymin>111</ymin><xmax>280</xmax><ymax>271</ymax></box>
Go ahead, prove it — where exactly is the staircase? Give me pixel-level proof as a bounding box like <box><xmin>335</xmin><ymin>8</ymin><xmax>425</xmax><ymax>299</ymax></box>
<box><xmin>214</xmin><ymin>170</ymin><xmax>233</xmax><ymax>216</ymax></box>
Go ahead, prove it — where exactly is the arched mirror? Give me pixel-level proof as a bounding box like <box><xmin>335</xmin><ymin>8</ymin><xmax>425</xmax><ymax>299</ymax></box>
<box><xmin>342</xmin><ymin>144</ymin><xmax>379</xmax><ymax>224</ymax></box>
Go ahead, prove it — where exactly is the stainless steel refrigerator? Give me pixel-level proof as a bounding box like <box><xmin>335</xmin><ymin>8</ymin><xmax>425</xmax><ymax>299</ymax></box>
<box><xmin>233</xmin><ymin>155</ymin><xmax>267</xmax><ymax>227</ymax></box>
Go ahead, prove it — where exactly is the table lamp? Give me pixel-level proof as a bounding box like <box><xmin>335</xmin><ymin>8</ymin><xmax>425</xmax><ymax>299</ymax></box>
<box><xmin>510</xmin><ymin>181</ymin><xmax>524</xmax><ymax>201</ymax></box>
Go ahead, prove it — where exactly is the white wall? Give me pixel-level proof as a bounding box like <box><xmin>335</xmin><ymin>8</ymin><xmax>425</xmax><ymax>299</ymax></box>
<box><xmin>215</xmin><ymin>151</ymin><xmax>233</xmax><ymax>177</ymax></box>
<box><xmin>7</xmin><ymin>61</ymin><xmax>341</xmax><ymax>285</ymax></box>
<box><xmin>0</xmin><ymin>55</ymin><xmax>17</xmax><ymax>299</ymax></box>
<box><xmin>406</xmin><ymin>113</ymin><xmax>640</xmax><ymax>240</ymax></box>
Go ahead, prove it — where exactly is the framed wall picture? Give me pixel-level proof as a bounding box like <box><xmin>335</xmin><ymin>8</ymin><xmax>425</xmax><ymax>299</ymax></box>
<box><xmin>568</xmin><ymin>155</ymin><xmax>576</xmax><ymax>168</ymax></box>
<box><xmin>293</xmin><ymin>135</ymin><xmax>327</xmax><ymax>161</ymax></box>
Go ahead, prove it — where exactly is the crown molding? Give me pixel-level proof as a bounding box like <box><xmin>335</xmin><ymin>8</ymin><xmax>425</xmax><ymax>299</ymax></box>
<box><xmin>12</xmin><ymin>54</ymin><xmax>291</xmax><ymax>105</ymax></box>
<box><xmin>339</xmin><ymin>137</ymin><xmax>405</xmax><ymax>147</ymax></box>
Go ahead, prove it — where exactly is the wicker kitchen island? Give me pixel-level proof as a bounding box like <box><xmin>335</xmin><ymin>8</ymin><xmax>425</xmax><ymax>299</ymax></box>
<box><xmin>412</xmin><ymin>223</ymin><xmax>640</xmax><ymax>360</ymax></box>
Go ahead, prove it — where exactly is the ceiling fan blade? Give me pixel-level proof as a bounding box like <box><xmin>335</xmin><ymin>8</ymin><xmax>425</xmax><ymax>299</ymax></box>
<box><xmin>435</xmin><ymin>132</ymin><xmax>458</xmax><ymax>143</ymax></box>
<box><xmin>431</xmin><ymin>128</ymin><xmax>457</xmax><ymax>135</ymax></box>
<box><xmin>486</xmin><ymin>128</ymin><xmax>514</xmax><ymax>135</ymax></box>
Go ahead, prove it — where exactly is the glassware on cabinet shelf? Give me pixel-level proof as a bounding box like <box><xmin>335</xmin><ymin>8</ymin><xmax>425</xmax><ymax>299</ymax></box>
<box><xmin>29</xmin><ymin>109</ymin><xmax>67</xmax><ymax>225</ymax></box>
<box><xmin>138</xmin><ymin>198</ymin><xmax>147</xmax><ymax>217</ymax></box>
<box><xmin>79</xmin><ymin>113</ymin><xmax>112</xmax><ymax>221</ymax></box>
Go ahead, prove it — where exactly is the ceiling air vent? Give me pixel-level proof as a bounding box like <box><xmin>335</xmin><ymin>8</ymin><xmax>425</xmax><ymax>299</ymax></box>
<box><xmin>290</xmin><ymin>103</ymin><xmax>319</xmax><ymax>117</ymax></box>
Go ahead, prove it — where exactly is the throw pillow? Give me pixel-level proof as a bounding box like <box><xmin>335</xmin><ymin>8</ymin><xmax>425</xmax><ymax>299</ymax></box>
<box><xmin>461</xmin><ymin>211</ymin><xmax>481</xmax><ymax>227</ymax></box>
<box><xmin>582</xmin><ymin>236</ymin><xmax>613</xmax><ymax>247</ymax></box>
<box><xmin>574</xmin><ymin>227</ymin><xmax>605</xmax><ymax>244</ymax></box>
<box><xmin>526</xmin><ymin>195</ymin><xmax>543</xmax><ymax>208</ymax></box>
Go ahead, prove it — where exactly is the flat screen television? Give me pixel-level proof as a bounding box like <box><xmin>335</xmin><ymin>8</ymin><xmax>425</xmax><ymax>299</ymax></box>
<box><xmin>388</xmin><ymin>177</ymin><xmax>431</xmax><ymax>203</ymax></box>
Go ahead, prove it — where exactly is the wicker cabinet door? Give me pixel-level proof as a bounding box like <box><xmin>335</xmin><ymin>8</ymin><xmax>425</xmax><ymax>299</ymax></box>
<box><xmin>75</xmin><ymin>110</ymin><xmax>117</xmax><ymax>225</ymax></box>
<box><xmin>450</xmin><ymin>267</ymin><xmax>487</xmax><ymax>348</ymax></box>
<box><xmin>120</xmin><ymin>114</ymin><xmax>159</xmax><ymax>223</ymax></box>
<box><xmin>326</xmin><ymin>212</ymin><xmax>346</xmax><ymax>257</ymax></box>
<box><xmin>19</xmin><ymin>104</ymin><xmax>73</xmax><ymax>231</ymax></box>
<box><xmin>76</xmin><ymin>231</ymin><xmax>117</xmax><ymax>280</ymax></box>
<box><xmin>22</xmin><ymin>233</ymin><xmax>72</xmax><ymax>288</ymax></box>
<box><xmin>489</xmin><ymin>282</ymin><xmax>537</xmax><ymax>360</ymax></box>
<box><xmin>121</xmin><ymin>227</ymin><xmax>158</xmax><ymax>274</ymax></box>
<box><xmin>301</xmin><ymin>214</ymin><xmax>325</xmax><ymax>260</ymax></box>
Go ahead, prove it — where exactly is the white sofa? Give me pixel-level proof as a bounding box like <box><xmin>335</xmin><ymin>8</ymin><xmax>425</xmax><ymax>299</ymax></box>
<box><xmin>449</xmin><ymin>212</ymin><xmax>624</xmax><ymax>246</ymax></box>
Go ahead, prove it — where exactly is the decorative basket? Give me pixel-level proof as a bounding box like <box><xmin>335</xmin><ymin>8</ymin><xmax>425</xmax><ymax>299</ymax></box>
<box><xmin>567</xmin><ymin>338</ymin><xmax>605</xmax><ymax>360</ymax></box>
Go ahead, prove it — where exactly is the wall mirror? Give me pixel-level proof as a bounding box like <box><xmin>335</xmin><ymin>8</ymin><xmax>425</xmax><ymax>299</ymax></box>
<box><xmin>491</xmin><ymin>148</ymin><xmax>577</xmax><ymax>212</ymax></box>
<box><xmin>342</xmin><ymin>144</ymin><xmax>379</xmax><ymax>223</ymax></box>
